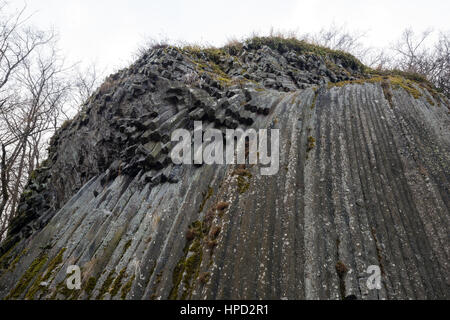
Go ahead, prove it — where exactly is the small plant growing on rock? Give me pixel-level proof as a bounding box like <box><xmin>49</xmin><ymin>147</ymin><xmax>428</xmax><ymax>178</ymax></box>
<box><xmin>206</xmin><ymin>239</ymin><xmax>218</xmax><ymax>250</ymax></box>
<box><xmin>233</xmin><ymin>168</ymin><xmax>252</xmax><ymax>177</ymax></box>
<box><xmin>233</xmin><ymin>167</ymin><xmax>252</xmax><ymax>194</ymax></box>
<box><xmin>216</xmin><ymin>202</ymin><xmax>229</xmax><ymax>211</ymax></box>
<box><xmin>186</xmin><ymin>229</ymin><xmax>196</xmax><ymax>241</ymax></box>
<box><xmin>198</xmin><ymin>272</ymin><xmax>210</xmax><ymax>285</ymax></box>
<box><xmin>381</xmin><ymin>80</ymin><xmax>393</xmax><ymax>107</ymax></box>
<box><xmin>335</xmin><ymin>261</ymin><xmax>348</xmax><ymax>277</ymax></box>
<box><xmin>209</xmin><ymin>226</ymin><xmax>221</xmax><ymax>240</ymax></box>
<box><xmin>204</xmin><ymin>209</ymin><xmax>215</xmax><ymax>223</ymax></box>
<box><xmin>59</xmin><ymin>119</ymin><xmax>72</xmax><ymax>131</ymax></box>
<box><xmin>98</xmin><ymin>78</ymin><xmax>116</xmax><ymax>94</ymax></box>
<box><xmin>306</xmin><ymin>136</ymin><xmax>316</xmax><ymax>152</ymax></box>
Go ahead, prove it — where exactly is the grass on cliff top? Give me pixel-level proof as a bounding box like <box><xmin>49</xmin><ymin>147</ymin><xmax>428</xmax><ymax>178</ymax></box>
<box><xmin>243</xmin><ymin>36</ymin><xmax>365</xmax><ymax>71</ymax></box>
<box><xmin>179</xmin><ymin>35</ymin><xmax>365</xmax><ymax>72</ymax></box>
<box><xmin>175</xmin><ymin>36</ymin><xmax>439</xmax><ymax>91</ymax></box>
<box><xmin>133</xmin><ymin>34</ymin><xmax>443</xmax><ymax>96</ymax></box>
<box><xmin>328</xmin><ymin>69</ymin><xmax>442</xmax><ymax>103</ymax></box>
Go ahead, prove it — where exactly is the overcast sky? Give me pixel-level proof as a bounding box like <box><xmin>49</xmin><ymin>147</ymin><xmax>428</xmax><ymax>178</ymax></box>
<box><xmin>11</xmin><ymin>0</ymin><xmax>450</xmax><ymax>76</ymax></box>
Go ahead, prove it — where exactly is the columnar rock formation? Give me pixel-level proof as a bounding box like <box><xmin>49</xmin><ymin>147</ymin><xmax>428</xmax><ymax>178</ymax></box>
<box><xmin>0</xmin><ymin>38</ymin><xmax>448</xmax><ymax>300</ymax></box>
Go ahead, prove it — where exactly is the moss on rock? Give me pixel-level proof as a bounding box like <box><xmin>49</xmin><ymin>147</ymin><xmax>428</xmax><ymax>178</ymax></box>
<box><xmin>120</xmin><ymin>274</ymin><xmax>135</xmax><ymax>300</ymax></box>
<box><xmin>6</xmin><ymin>252</ymin><xmax>48</xmax><ymax>299</ymax></box>
<box><xmin>85</xmin><ymin>276</ymin><xmax>97</xmax><ymax>299</ymax></box>
<box><xmin>110</xmin><ymin>267</ymin><xmax>127</xmax><ymax>298</ymax></box>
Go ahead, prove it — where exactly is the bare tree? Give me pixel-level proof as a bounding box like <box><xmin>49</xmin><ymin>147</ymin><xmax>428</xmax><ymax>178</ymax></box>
<box><xmin>0</xmin><ymin>2</ymin><xmax>72</xmax><ymax>240</ymax></box>
<box><xmin>304</xmin><ymin>24</ymin><xmax>371</xmax><ymax>61</ymax></box>
<box><xmin>392</xmin><ymin>29</ymin><xmax>450</xmax><ymax>97</ymax></box>
<box><xmin>426</xmin><ymin>33</ymin><xmax>449</xmax><ymax>96</ymax></box>
<box><xmin>0</xmin><ymin>143</ymin><xmax>8</xmax><ymax>221</ymax></box>
<box><xmin>392</xmin><ymin>28</ymin><xmax>434</xmax><ymax>73</ymax></box>
<box><xmin>310</xmin><ymin>26</ymin><xmax>450</xmax><ymax>96</ymax></box>
<box><xmin>0</xmin><ymin>2</ymin><xmax>51</xmax><ymax>106</ymax></box>
<box><xmin>70</xmin><ymin>63</ymin><xmax>101</xmax><ymax>113</ymax></box>
<box><xmin>364</xmin><ymin>48</ymin><xmax>394</xmax><ymax>70</ymax></box>
<box><xmin>134</xmin><ymin>35</ymin><xmax>171</xmax><ymax>61</ymax></box>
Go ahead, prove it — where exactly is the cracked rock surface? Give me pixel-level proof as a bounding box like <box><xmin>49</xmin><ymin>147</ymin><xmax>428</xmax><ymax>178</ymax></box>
<box><xmin>0</xmin><ymin>38</ymin><xmax>448</xmax><ymax>300</ymax></box>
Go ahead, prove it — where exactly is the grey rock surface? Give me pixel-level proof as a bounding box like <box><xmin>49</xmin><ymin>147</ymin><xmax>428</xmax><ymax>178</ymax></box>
<box><xmin>0</xmin><ymin>38</ymin><xmax>448</xmax><ymax>300</ymax></box>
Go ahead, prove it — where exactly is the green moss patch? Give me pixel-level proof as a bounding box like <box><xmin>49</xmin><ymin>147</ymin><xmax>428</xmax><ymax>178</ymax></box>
<box><xmin>237</xmin><ymin>176</ymin><xmax>251</xmax><ymax>194</ymax></box>
<box><xmin>169</xmin><ymin>238</ymin><xmax>203</xmax><ymax>300</ymax></box>
<box><xmin>96</xmin><ymin>270</ymin><xmax>115</xmax><ymax>300</ymax></box>
<box><xmin>41</xmin><ymin>248</ymin><xmax>66</xmax><ymax>283</ymax></box>
<box><xmin>245</xmin><ymin>36</ymin><xmax>365</xmax><ymax>72</ymax></box>
<box><xmin>85</xmin><ymin>276</ymin><xmax>97</xmax><ymax>299</ymax></box>
<box><xmin>24</xmin><ymin>248</ymin><xmax>67</xmax><ymax>300</ymax></box>
<box><xmin>328</xmin><ymin>73</ymin><xmax>427</xmax><ymax>102</ymax></box>
<box><xmin>233</xmin><ymin>168</ymin><xmax>252</xmax><ymax>194</ymax></box>
<box><xmin>199</xmin><ymin>186</ymin><xmax>214</xmax><ymax>213</ymax></box>
<box><xmin>122</xmin><ymin>240</ymin><xmax>132</xmax><ymax>256</ymax></box>
<box><xmin>51</xmin><ymin>278</ymin><xmax>80</xmax><ymax>300</ymax></box>
<box><xmin>306</xmin><ymin>136</ymin><xmax>316</xmax><ymax>153</ymax></box>
<box><xmin>120</xmin><ymin>274</ymin><xmax>135</xmax><ymax>300</ymax></box>
<box><xmin>110</xmin><ymin>267</ymin><xmax>127</xmax><ymax>298</ymax></box>
<box><xmin>6</xmin><ymin>253</ymin><xmax>48</xmax><ymax>299</ymax></box>
<box><xmin>169</xmin><ymin>216</ymin><xmax>217</xmax><ymax>300</ymax></box>
<box><xmin>94</xmin><ymin>267</ymin><xmax>130</xmax><ymax>300</ymax></box>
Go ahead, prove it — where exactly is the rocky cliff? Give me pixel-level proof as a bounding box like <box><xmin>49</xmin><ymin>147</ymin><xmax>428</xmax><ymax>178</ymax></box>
<box><xmin>0</xmin><ymin>37</ymin><xmax>448</xmax><ymax>300</ymax></box>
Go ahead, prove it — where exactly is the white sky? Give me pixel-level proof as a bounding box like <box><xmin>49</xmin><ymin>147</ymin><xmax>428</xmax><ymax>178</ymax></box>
<box><xmin>10</xmin><ymin>0</ymin><xmax>450</xmax><ymax>76</ymax></box>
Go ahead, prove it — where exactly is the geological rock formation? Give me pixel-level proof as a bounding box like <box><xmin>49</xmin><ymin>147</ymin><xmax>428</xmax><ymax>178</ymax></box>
<box><xmin>0</xmin><ymin>38</ymin><xmax>448</xmax><ymax>300</ymax></box>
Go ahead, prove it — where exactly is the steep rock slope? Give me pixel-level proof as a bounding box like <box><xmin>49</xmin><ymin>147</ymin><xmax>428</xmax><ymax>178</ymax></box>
<box><xmin>0</xmin><ymin>38</ymin><xmax>448</xmax><ymax>300</ymax></box>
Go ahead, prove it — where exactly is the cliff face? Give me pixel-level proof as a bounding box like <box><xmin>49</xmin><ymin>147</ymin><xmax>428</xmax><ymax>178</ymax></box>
<box><xmin>0</xmin><ymin>38</ymin><xmax>448</xmax><ymax>300</ymax></box>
